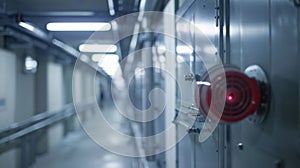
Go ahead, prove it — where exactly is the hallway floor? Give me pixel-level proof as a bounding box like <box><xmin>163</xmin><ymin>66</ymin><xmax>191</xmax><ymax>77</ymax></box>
<box><xmin>32</xmin><ymin>130</ymin><xmax>138</xmax><ymax>168</ymax></box>
<box><xmin>32</xmin><ymin>102</ymin><xmax>140</xmax><ymax>168</ymax></box>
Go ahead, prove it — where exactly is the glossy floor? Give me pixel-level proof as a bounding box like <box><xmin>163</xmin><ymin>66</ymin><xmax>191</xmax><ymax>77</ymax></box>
<box><xmin>32</xmin><ymin>103</ymin><xmax>139</xmax><ymax>168</ymax></box>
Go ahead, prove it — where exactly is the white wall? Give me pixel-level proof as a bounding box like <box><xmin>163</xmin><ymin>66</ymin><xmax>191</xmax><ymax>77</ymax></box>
<box><xmin>0</xmin><ymin>49</ymin><xmax>17</xmax><ymax>168</ymax></box>
<box><xmin>47</xmin><ymin>62</ymin><xmax>65</xmax><ymax>150</ymax></box>
<box><xmin>47</xmin><ymin>62</ymin><xmax>64</xmax><ymax>111</ymax></box>
<box><xmin>164</xmin><ymin>1</ymin><xmax>176</xmax><ymax>168</ymax></box>
<box><xmin>15</xmin><ymin>52</ymin><xmax>36</xmax><ymax>122</ymax></box>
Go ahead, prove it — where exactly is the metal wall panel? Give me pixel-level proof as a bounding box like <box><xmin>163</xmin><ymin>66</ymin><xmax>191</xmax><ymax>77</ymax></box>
<box><xmin>175</xmin><ymin>0</ymin><xmax>300</xmax><ymax>167</ymax></box>
<box><xmin>268</xmin><ymin>1</ymin><xmax>299</xmax><ymax>167</ymax></box>
<box><xmin>229</xmin><ymin>0</ymin><xmax>300</xmax><ymax>167</ymax></box>
<box><xmin>193</xmin><ymin>0</ymin><xmax>220</xmax><ymax>168</ymax></box>
<box><xmin>229</xmin><ymin>0</ymin><xmax>273</xmax><ymax>167</ymax></box>
<box><xmin>176</xmin><ymin>2</ymin><xmax>196</xmax><ymax>167</ymax></box>
<box><xmin>175</xmin><ymin>0</ymin><xmax>220</xmax><ymax>167</ymax></box>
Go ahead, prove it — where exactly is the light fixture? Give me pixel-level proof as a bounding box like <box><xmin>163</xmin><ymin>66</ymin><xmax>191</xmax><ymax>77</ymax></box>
<box><xmin>19</xmin><ymin>22</ymin><xmax>47</xmax><ymax>38</ymax></box>
<box><xmin>38</xmin><ymin>11</ymin><xmax>95</xmax><ymax>16</ymax></box>
<box><xmin>107</xmin><ymin>0</ymin><xmax>115</xmax><ymax>16</ymax></box>
<box><xmin>46</xmin><ymin>22</ymin><xmax>112</xmax><ymax>31</ymax></box>
<box><xmin>52</xmin><ymin>39</ymin><xmax>80</xmax><ymax>57</ymax></box>
<box><xmin>24</xmin><ymin>56</ymin><xmax>38</xmax><ymax>74</ymax></box>
<box><xmin>98</xmin><ymin>60</ymin><xmax>120</xmax><ymax>76</ymax></box>
<box><xmin>97</xmin><ymin>54</ymin><xmax>120</xmax><ymax>76</ymax></box>
<box><xmin>92</xmin><ymin>54</ymin><xmax>119</xmax><ymax>62</ymax></box>
<box><xmin>79</xmin><ymin>44</ymin><xmax>117</xmax><ymax>53</ymax></box>
<box><xmin>176</xmin><ymin>45</ymin><xmax>193</xmax><ymax>54</ymax></box>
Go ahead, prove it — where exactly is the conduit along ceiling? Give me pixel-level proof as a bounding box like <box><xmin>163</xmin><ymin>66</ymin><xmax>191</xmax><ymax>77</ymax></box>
<box><xmin>0</xmin><ymin>0</ymin><xmax>168</xmax><ymax>68</ymax></box>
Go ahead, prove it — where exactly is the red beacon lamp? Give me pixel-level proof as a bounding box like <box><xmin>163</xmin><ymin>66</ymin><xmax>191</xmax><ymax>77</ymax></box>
<box><xmin>194</xmin><ymin>65</ymin><xmax>269</xmax><ymax>124</ymax></box>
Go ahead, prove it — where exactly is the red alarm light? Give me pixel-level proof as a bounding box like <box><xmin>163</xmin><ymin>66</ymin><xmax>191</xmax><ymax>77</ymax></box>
<box><xmin>195</xmin><ymin>65</ymin><xmax>263</xmax><ymax>123</ymax></box>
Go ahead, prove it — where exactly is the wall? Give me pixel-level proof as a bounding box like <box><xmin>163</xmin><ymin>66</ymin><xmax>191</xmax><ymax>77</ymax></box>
<box><xmin>175</xmin><ymin>0</ymin><xmax>220</xmax><ymax>168</ymax></box>
<box><xmin>229</xmin><ymin>0</ymin><xmax>300</xmax><ymax>167</ymax></box>
<box><xmin>15</xmin><ymin>50</ymin><xmax>36</xmax><ymax>122</ymax></box>
<box><xmin>47</xmin><ymin>62</ymin><xmax>65</xmax><ymax>151</ymax></box>
<box><xmin>174</xmin><ymin>0</ymin><xmax>300</xmax><ymax>167</ymax></box>
<box><xmin>0</xmin><ymin>49</ymin><xmax>17</xmax><ymax>168</ymax></box>
<box><xmin>14</xmin><ymin>50</ymin><xmax>37</xmax><ymax>167</ymax></box>
<box><xmin>163</xmin><ymin>1</ymin><xmax>177</xmax><ymax>163</ymax></box>
<box><xmin>0</xmin><ymin>48</ymin><xmax>37</xmax><ymax>168</ymax></box>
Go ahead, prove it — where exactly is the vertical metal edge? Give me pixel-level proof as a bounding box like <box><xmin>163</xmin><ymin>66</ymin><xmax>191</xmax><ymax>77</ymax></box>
<box><xmin>218</xmin><ymin>0</ymin><xmax>225</xmax><ymax>167</ymax></box>
<box><xmin>219</xmin><ymin>0</ymin><xmax>224</xmax><ymax>63</ymax></box>
<box><xmin>192</xmin><ymin>13</ymin><xmax>196</xmax><ymax>74</ymax></box>
<box><xmin>225</xmin><ymin>0</ymin><xmax>230</xmax><ymax>65</ymax></box>
<box><xmin>298</xmin><ymin>1</ymin><xmax>300</xmax><ymax>156</ymax></box>
<box><xmin>192</xmin><ymin>11</ymin><xmax>196</xmax><ymax>168</ymax></box>
<box><xmin>218</xmin><ymin>124</ymin><xmax>225</xmax><ymax>168</ymax></box>
<box><xmin>224</xmin><ymin>0</ymin><xmax>231</xmax><ymax>167</ymax></box>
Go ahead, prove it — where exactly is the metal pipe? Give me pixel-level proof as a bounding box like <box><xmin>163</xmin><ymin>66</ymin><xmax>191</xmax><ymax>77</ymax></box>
<box><xmin>0</xmin><ymin>102</ymin><xmax>96</xmax><ymax>150</ymax></box>
<box><xmin>0</xmin><ymin>103</ymin><xmax>73</xmax><ymax>136</ymax></box>
<box><xmin>0</xmin><ymin>108</ymin><xmax>75</xmax><ymax>146</ymax></box>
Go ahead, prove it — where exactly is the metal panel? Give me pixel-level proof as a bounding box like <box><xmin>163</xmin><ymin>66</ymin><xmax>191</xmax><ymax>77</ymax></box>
<box><xmin>176</xmin><ymin>0</ymin><xmax>220</xmax><ymax>167</ymax></box>
<box><xmin>268</xmin><ymin>1</ymin><xmax>299</xmax><ymax>167</ymax></box>
<box><xmin>176</xmin><ymin>2</ymin><xmax>196</xmax><ymax>167</ymax></box>
<box><xmin>229</xmin><ymin>0</ymin><xmax>300</xmax><ymax>167</ymax></box>
<box><xmin>175</xmin><ymin>0</ymin><xmax>300</xmax><ymax>167</ymax></box>
<box><xmin>229</xmin><ymin>0</ymin><xmax>274</xmax><ymax>167</ymax></box>
<box><xmin>193</xmin><ymin>0</ymin><xmax>220</xmax><ymax>168</ymax></box>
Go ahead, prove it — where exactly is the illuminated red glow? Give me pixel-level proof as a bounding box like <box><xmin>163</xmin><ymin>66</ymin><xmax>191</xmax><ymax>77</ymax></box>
<box><xmin>227</xmin><ymin>93</ymin><xmax>235</xmax><ymax>102</ymax></box>
<box><xmin>195</xmin><ymin>66</ymin><xmax>262</xmax><ymax>123</ymax></box>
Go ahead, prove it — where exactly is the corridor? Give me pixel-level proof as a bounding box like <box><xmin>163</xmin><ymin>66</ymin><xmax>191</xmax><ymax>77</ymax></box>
<box><xmin>0</xmin><ymin>0</ymin><xmax>299</xmax><ymax>167</ymax></box>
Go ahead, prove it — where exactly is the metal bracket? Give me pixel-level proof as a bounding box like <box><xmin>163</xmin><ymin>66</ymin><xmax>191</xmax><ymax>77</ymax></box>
<box><xmin>214</xmin><ymin>0</ymin><xmax>220</xmax><ymax>27</ymax></box>
<box><xmin>244</xmin><ymin>65</ymin><xmax>270</xmax><ymax>124</ymax></box>
<box><xmin>184</xmin><ymin>73</ymin><xmax>201</xmax><ymax>81</ymax></box>
<box><xmin>184</xmin><ymin>73</ymin><xmax>195</xmax><ymax>81</ymax></box>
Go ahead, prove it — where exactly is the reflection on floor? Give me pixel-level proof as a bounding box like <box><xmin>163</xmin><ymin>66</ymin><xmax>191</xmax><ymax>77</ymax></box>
<box><xmin>32</xmin><ymin>129</ymin><xmax>138</xmax><ymax>168</ymax></box>
<box><xmin>32</xmin><ymin>103</ymin><xmax>139</xmax><ymax>168</ymax></box>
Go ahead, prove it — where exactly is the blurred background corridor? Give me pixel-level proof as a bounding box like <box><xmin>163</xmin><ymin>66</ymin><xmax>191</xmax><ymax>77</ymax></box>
<box><xmin>0</xmin><ymin>0</ymin><xmax>299</xmax><ymax>168</ymax></box>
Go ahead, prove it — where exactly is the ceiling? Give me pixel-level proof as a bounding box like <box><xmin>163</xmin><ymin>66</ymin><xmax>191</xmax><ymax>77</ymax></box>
<box><xmin>0</xmin><ymin>0</ymin><xmax>140</xmax><ymax>51</ymax></box>
<box><xmin>0</xmin><ymin>0</ymin><xmax>168</xmax><ymax>62</ymax></box>
<box><xmin>17</xmin><ymin>0</ymin><xmax>114</xmax><ymax>48</ymax></box>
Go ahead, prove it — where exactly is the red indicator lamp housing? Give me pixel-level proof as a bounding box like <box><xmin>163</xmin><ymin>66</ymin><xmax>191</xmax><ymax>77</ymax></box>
<box><xmin>195</xmin><ymin>65</ymin><xmax>266</xmax><ymax>123</ymax></box>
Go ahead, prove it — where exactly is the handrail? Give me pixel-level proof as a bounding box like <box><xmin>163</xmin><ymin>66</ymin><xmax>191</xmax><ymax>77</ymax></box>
<box><xmin>0</xmin><ymin>107</ymin><xmax>74</xmax><ymax>146</ymax></box>
<box><xmin>0</xmin><ymin>101</ymin><xmax>97</xmax><ymax>154</ymax></box>
<box><xmin>0</xmin><ymin>101</ymin><xmax>97</xmax><ymax>150</ymax></box>
<box><xmin>0</xmin><ymin>103</ymin><xmax>73</xmax><ymax>138</ymax></box>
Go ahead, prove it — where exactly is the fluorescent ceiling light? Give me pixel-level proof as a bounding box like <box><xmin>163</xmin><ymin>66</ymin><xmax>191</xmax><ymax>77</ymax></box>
<box><xmin>42</xmin><ymin>12</ymin><xmax>94</xmax><ymax>16</ymax></box>
<box><xmin>98</xmin><ymin>55</ymin><xmax>120</xmax><ymax>76</ymax></box>
<box><xmin>46</xmin><ymin>22</ymin><xmax>111</xmax><ymax>31</ymax></box>
<box><xmin>92</xmin><ymin>54</ymin><xmax>119</xmax><ymax>62</ymax></box>
<box><xmin>79</xmin><ymin>44</ymin><xmax>117</xmax><ymax>53</ymax></box>
<box><xmin>19</xmin><ymin>22</ymin><xmax>47</xmax><ymax>38</ymax></box>
<box><xmin>23</xmin><ymin>11</ymin><xmax>95</xmax><ymax>16</ymax></box>
<box><xmin>19</xmin><ymin>22</ymin><xmax>35</xmax><ymax>31</ymax></box>
<box><xmin>107</xmin><ymin>0</ymin><xmax>115</xmax><ymax>16</ymax></box>
<box><xmin>52</xmin><ymin>39</ymin><xmax>79</xmax><ymax>57</ymax></box>
<box><xmin>176</xmin><ymin>45</ymin><xmax>193</xmax><ymax>54</ymax></box>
